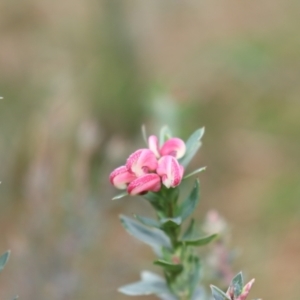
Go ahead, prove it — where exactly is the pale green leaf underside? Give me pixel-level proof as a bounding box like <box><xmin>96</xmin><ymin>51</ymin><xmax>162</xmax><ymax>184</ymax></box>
<box><xmin>119</xmin><ymin>270</ymin><xmax>170</xmax><ymax>296</ymax></box>
<box><xmin>211</xmin><ymin>285</ymin><xmax>231</xmax><ymax>300</ymax></box>
<box><xmin>135</xmin><ymin>214</ymin><xmax>160</xmax><ymax>228</ymax></box>
<box><xmin>0</xmin><ymin>251</ymin><xmax>10</xmax><ymax>272</ymax></box>
<box><xmin>120</xmin><ymin>215</ymin><xmax>172</xmax><ymax>249</ymax></box>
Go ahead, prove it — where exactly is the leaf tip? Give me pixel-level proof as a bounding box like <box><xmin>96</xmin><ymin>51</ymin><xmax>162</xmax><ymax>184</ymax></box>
<box><xmin>112</xmin><ymin>192</ymin><xmax>128</xmax><ymax>200</ymax></box>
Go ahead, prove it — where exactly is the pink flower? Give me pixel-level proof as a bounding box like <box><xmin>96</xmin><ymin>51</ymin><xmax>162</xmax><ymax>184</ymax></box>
<box><xmin>148</xmin><ymin>135</ymin><xmax>186</xmax><ymax>159</ymax></box>
<box><xmin>156</xmin><ymin>155</ymin><xmax>184</xmax><ymax>188</ymax></box>
<box><xmin>110</xmin><ymin>149</ymin><xmax>161</xmax><ymax>195</ymax></box>
<box><xmin>126</xmin><ymin>149</ymin><xmax>158</xmax><ymax>177</ymax></box>
<box><xmin>109</xmin><ymin>166</ymin><xmax>137</xmax><ymax>189</ymax></box>
<box><xmin>127</xmin><ymin>173</ymin><xmax>161</xmax><ymax>195</ymax></box>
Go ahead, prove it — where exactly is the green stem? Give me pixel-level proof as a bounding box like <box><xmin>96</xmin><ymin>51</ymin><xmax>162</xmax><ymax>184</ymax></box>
<box><xmin>155</xmin><ymin>187</ymin><xmax>193</xmax><ymax>300</ymax></box>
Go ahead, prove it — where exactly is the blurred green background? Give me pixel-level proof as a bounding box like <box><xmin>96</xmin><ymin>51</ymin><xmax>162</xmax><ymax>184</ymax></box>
<box><xmin>0</xmin><ymin>0</ymin><xmax>300</xmax><ymax>299</ymax></box>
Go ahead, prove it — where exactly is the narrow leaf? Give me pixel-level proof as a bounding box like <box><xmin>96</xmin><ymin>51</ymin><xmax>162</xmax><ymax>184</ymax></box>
<box><xmin>112</xmin><ymin>192</ymin><xmax>128</xmax><ymax>200</ymax></box>
<box><xmin>177</xmin><ymin>180</ymin><xmax>200</xmax><ymax>221</ymax></box>
<box><xmin>120</xmin><ymin>215</ymin><xmax>172</xmax><ymax>249</ymax></box>
<box><xmin>0</xmin><ymin>251</ymin><xmax>10</xmax><ymax>272</ymax></box>
<box><xmin>232</xmin><ymin>272</ymin><xmax>244</xmax><ymax>297</ymax></box>
<box><xmin>179</xmin><ymin>127</ymin><xmax>205</xmax><ymax>168</ymax></box>
<box><xmin>185</xmin><ymin>127</ymin><xmax>205</xmax><ymax>149</ymax></box>
<box><xmin>135</xmin><ymin>214</ymin><xmax>160</xmax><ymax>228</ymax></box>
<box><xmin>154</xmin><ymin>260</ymin><xmax>183</xmax><ymax>272</ymax></box>
<box><xmin>181</xmin><ymin>234</ymin><xmax>218</xmax><ymax>246</ymax></box>
<box><xmin>210</xmin><ymin>285</ymin><xmax>231</xmax><ymax>300</ymax></box>
<box><xmin>183</xmin><ymin>167</ymin><xmax>206</xmax><ymax>180</ymax></box>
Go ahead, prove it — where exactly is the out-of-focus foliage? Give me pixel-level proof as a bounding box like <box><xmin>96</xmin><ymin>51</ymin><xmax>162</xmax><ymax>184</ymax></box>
<box><xmin>0</xmin><ymin>0</ymin><xmax>300</xmax><ymax>299</ymax></box>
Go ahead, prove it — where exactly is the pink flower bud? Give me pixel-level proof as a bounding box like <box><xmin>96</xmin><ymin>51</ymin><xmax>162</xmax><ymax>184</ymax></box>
<box><xmin>127</xmin><ymin>173</ymin><xmax>161</xmax><ymax>195</ymax></box>
<box><xmin>109</xmin><ymin>166</ymin><xmax>137</xmax><ymax>189</ymax></box>
<box><xmin>126</xmin><ymin>149</ymin><xmax>158</xmax><ymax>176</ymax></box>
<box><xmin>237</xmin><ymin>279</ymin><xmax>255</xmax><ymax>300</ymax></box>
<box><xmin>160</xmin><ymin>137</ymin><xmax>186</xmax><ymax>159</ymax></box>
<box><xmin>156</xmin><ymin>155</ymin><xmax>184</xmax><ymax>188</ymax></box>
<box><xmin>148</xmin><ymin>135</ymin><xmax>160</xmax><ymax>158</ymax></box>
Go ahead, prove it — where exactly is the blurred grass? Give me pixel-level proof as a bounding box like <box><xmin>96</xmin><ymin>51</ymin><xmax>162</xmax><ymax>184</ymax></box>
<box><xmin>0</xmin><ymin>0</ymin><xmax>300</xmax><ymax>299</ymax></box>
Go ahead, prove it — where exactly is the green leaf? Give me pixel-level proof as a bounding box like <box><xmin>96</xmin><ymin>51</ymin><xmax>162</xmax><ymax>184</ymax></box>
<box><xmin>112</xmin><ymin>192</ymin><xmax>128</xmax><ymax>200</ymax></box>
<box><xmin>159</xmin><ymin>126</ymin><xmax>172</xmax><ymax>146</ymax></box>
<box><xmin>120</xmin><ymin>215</ymin><xmax>172</xmax><ymax>249</ymax></box>
<box><xmin>177</xmin><ymin>180</ymin><xmax>200</xmax><ymax>221</ymax></box>
<box><xmin>210</xmin><ymin>285</ymin><xmax>231</xmax><ymax>300</ymax></box>
<box><xmin>135</xmin><ymin>214</ymin><xmax>160</xmax><ymax>228</ymax></box>
<box><xmin>154</xmin><ymin>260</ymin><xmax>183</xmax><ymax>273</ymax></box>
<box><xmin>181</xmin><ymin>234</ymin><xmax>218</xmax><ymax>246</ymax></box>
<box><xmin>182</xmin><ymin>219</ymin><xmax>195</xmax><ymax>240</ymax></box>
<box><xmin>0</xmin><ymin>251</ymin><xmax>10</xmax><ymax>272</ymax></box>
<box><xmin>119</xmin><ymin>270</ymin><xmax>170</xmax><ymax>296</ymax></box>
<box><xmin>179</xmin><ymin>127</ymin><xmax>204</xmax><ymax>168</ymax></box>
<box><xmin>183</xmin><ymin>167</ymin><xmax>206</xmax><ymax>180</ymax></box>
<box><xmin>231</xmin><ymin>272</ymin><xmax>244</xmax><ymax>297</ymax></box>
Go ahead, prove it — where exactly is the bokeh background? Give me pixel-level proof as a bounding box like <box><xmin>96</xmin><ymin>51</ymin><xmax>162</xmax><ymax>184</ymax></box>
<box><xmin>0</xmin><ymin>0</ymin><xmax>300</xmax><ymax>299</ymax></box>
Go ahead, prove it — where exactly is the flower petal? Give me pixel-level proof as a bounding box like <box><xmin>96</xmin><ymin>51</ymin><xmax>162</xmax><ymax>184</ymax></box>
<box><xmin>127</xmin><ymin>174</ymin><xmax>161</xmax><ymax>195</ymax></box>
<box><xmin>157</xmin><ymin>155</ymin><xmax>184</xmax><ymax>188</ymax></box>
<box><xmin>148</xmin><ymin>135</ymin><xmax>160</xmax><ymax>158</ymax></box>
<box><xmin>160</xmin><ymin>138</ymin><xmax>186</xmax><ymax>159</ymax></box>
<box><xmin>109</xmin><ymin>166</ymin><xmax>137</xmax><ymax>189</ymax></box>
<box><xmin>126</xmin><ymin>149</ymin><xmax>158</xmax><ymax>176</ymax></box>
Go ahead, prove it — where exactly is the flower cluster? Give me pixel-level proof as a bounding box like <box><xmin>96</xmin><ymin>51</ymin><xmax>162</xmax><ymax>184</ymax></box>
<box><xmin>109</xmin><ymin>135</ymin><xmax>186</xmax><ymax>195</ymax></box>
